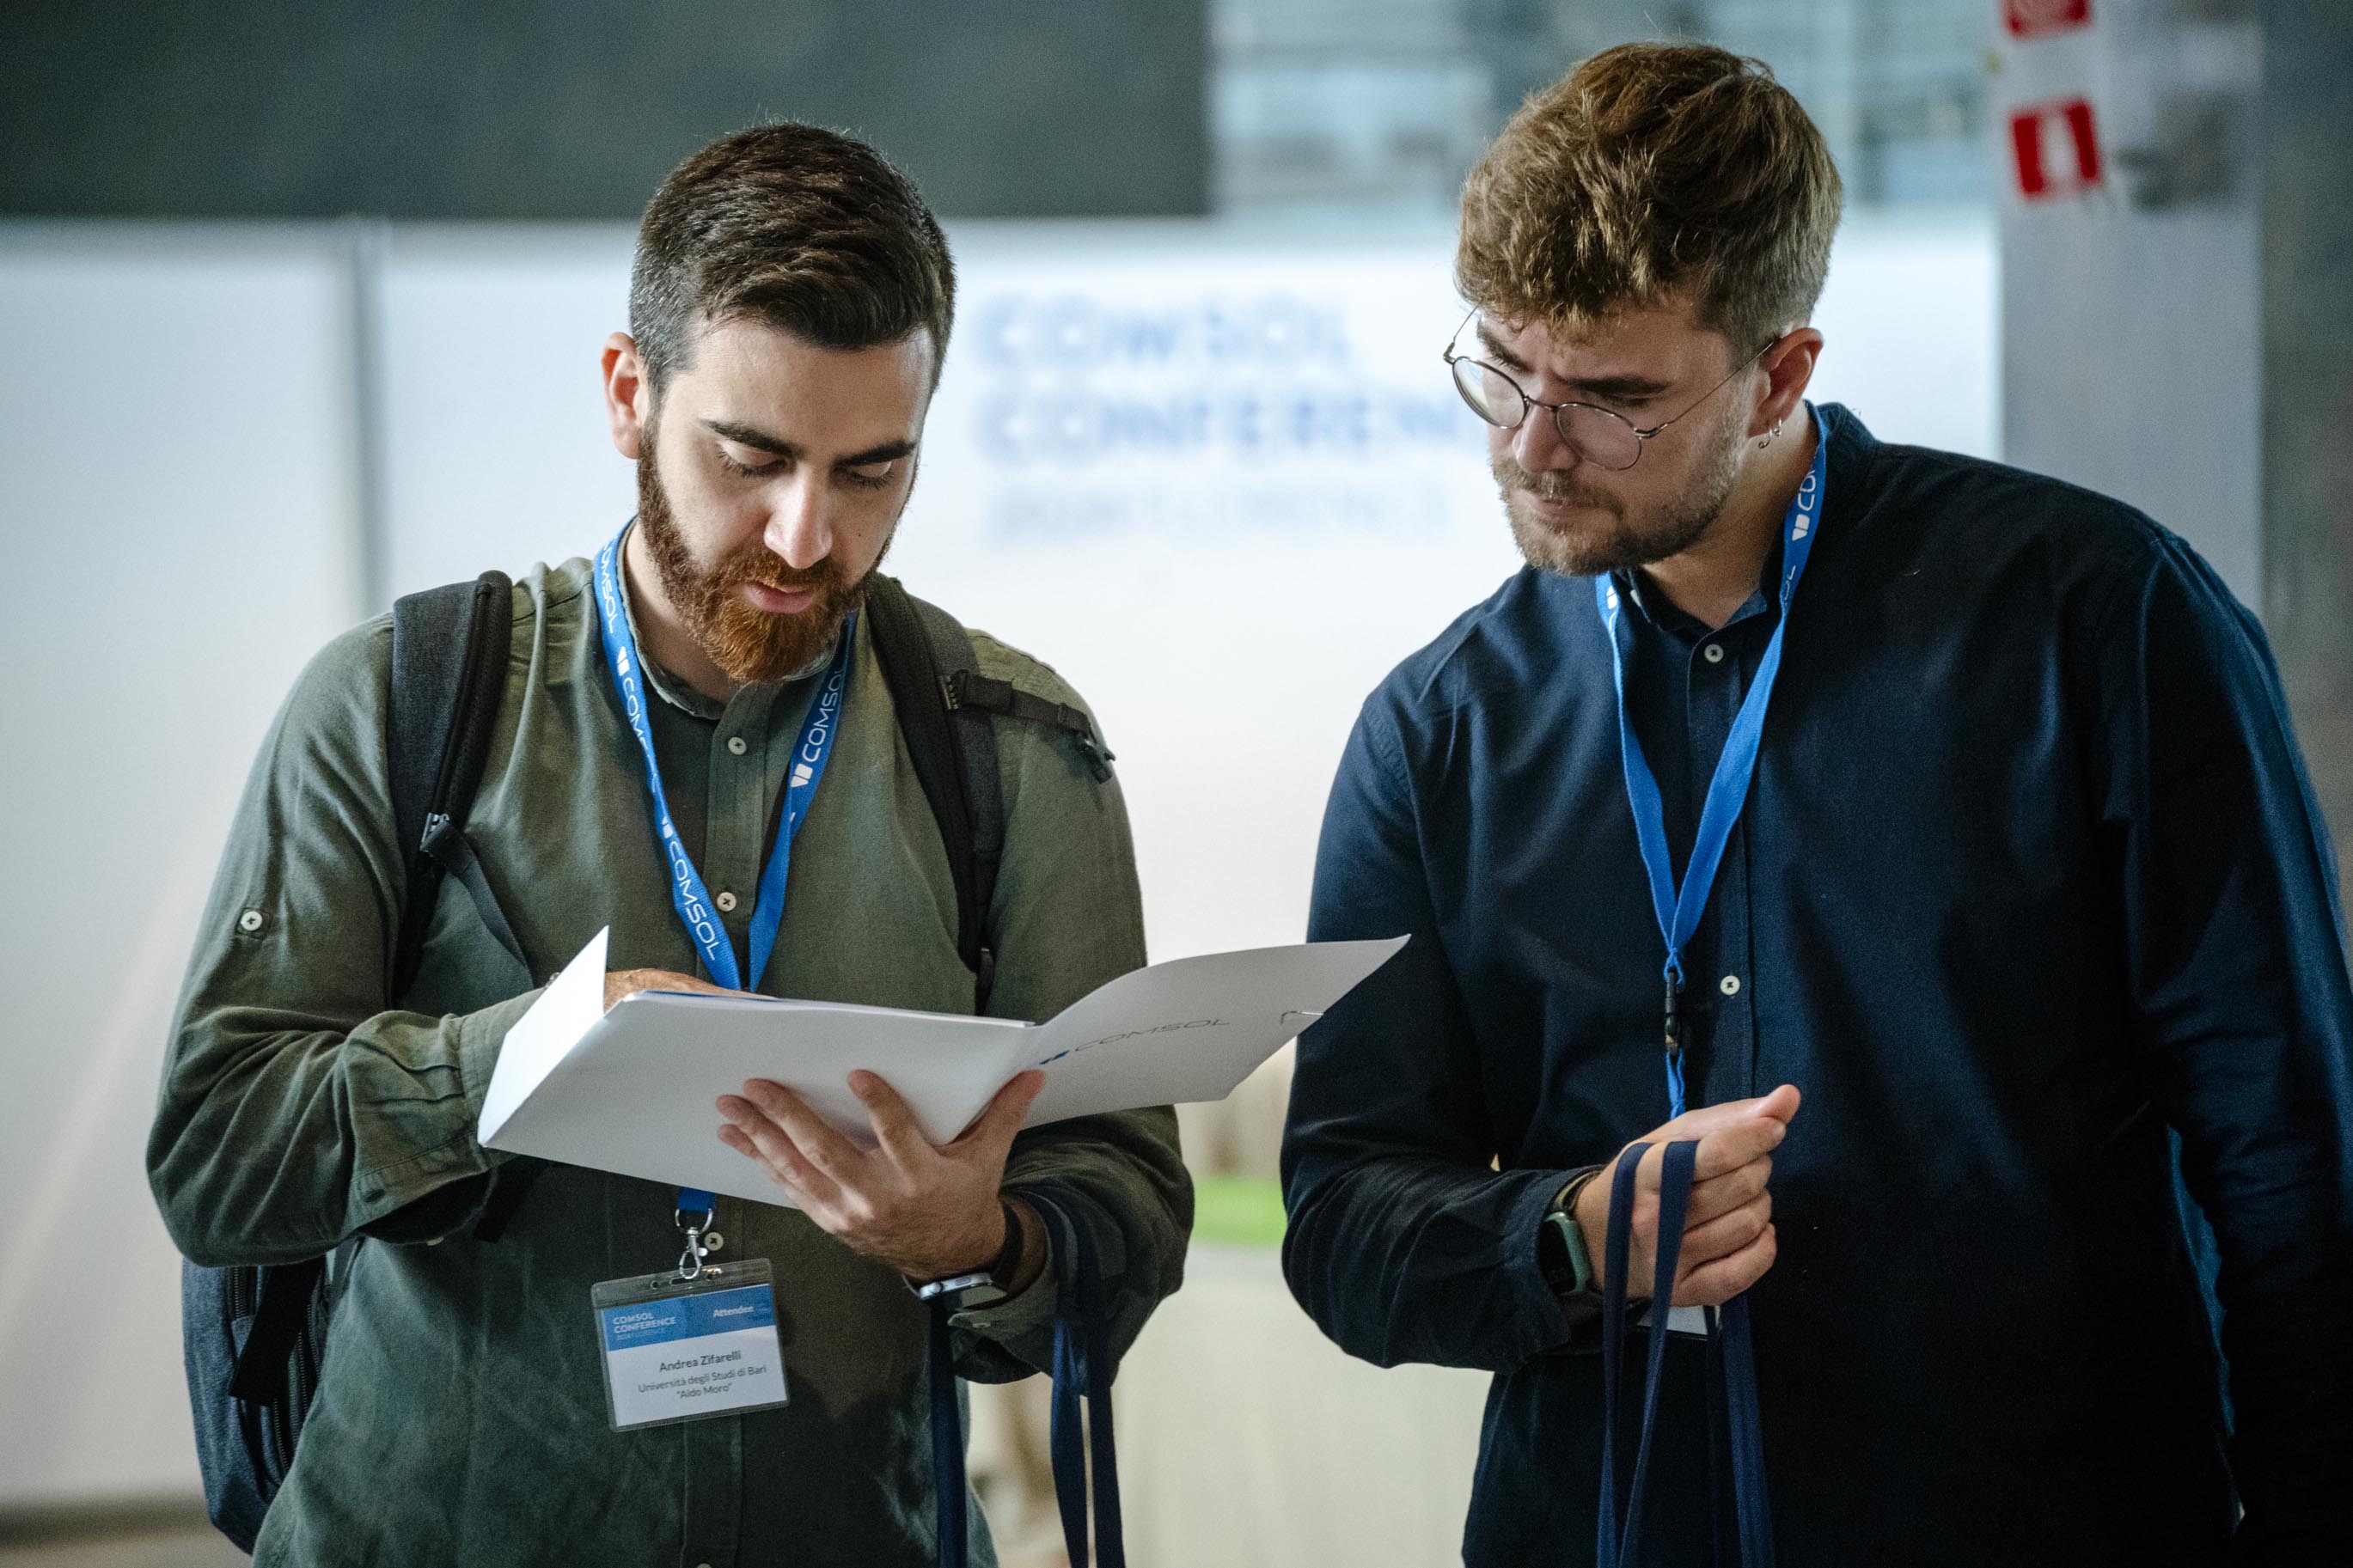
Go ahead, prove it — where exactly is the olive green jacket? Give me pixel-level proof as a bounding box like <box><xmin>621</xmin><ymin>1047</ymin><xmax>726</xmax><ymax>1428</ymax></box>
<box><xmin>150</xmin><ymin>552</ymin><xmax>1190</xmax><ymax>1567</ymax></box>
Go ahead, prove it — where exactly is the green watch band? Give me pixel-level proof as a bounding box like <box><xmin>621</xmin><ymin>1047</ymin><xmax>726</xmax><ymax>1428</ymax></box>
<box><xmin>1543</xmin><ymin>1204</ymin><xmax>1597</xmax><ymax>1296</ymax></box>
<box><xmin>1539</xmin><ymin>1172</ymin><xmax>1601</xmax><ymax>1298</ymax></box>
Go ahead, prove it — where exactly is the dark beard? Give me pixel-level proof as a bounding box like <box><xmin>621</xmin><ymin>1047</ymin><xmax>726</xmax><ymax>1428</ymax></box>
<box><xmin>1495</xmin><ymin>418</ymin><xmax>1744</xmax><ymax>577</ymax></box>
<box><xmin>634</xmin><ymin>444</ymin><xmax>883</xmax><ymax>686</ymax></box>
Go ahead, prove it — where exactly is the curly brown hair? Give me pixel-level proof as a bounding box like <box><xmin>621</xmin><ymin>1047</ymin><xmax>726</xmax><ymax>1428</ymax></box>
<box><xmin>629</xmin><ymin>124</ymin><xmax>955</xmax><ymax>397</ymax></box>
<box><xmin>1456</xmin><ymin>43</ymin><xmax>1843</xmax><ymax>354</ymax></box>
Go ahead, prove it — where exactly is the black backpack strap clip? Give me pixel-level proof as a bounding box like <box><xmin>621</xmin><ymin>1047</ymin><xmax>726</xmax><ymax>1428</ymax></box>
<box><xmin>944</xmin><ymin>668</ymin><xmax>1115</xmax><ymax>784</ymax></box>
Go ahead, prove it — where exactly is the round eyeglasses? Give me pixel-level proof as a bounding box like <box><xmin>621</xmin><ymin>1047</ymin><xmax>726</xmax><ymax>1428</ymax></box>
<box><xmin>1441</xmin><ymin>309</ymin><xmax>1778</xmax><ymax>472</ymax></box>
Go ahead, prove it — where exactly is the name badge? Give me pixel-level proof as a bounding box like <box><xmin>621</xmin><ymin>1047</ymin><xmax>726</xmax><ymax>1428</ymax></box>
<box><xmin>1637</xmin><ymin>1302</ymin><xmax>1713</xmax><ymax>1339</ymax></box>
<box><xmin>590</xmin><ymin>1259</ymin><xmax>790</xmax><ymax>1430</ymax></box>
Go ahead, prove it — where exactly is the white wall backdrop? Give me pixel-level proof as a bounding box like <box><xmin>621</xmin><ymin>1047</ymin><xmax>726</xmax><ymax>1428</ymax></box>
<box><xmin>0</xmin><ymin>225</ymin><xmax>364</xmax><ymax>1506</ymax></box>
<box><xmin>0</xmin><ymin>211</ymin><xmax>1992</xmax><ymax>1510</ymax></box>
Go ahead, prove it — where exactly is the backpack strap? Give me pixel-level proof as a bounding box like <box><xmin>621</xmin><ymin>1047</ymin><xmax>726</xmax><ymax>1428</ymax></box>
<box><xmin>864</xmin><ymin>576</ymin><xmax>1006</xmax><ymax>1013</ymax></box>
<box><xmin>211</xmin><ymin>576</ymin><xmax>527</xmax><ymax>1476</ymax></box>
<box><xmin>388</xmin><ymin>571</ymin><xmax>523</xmax><ymax>995</ymax></box>
<box><xmin>948</xmin><ymin>671</ymin><xmax>1114</xmax><ymax>784</ymax></box>
<box><xmin>223</xmin><ymin>1256</ymin><xmax>327</xmax><ymax>1405</ymax></box>
<box><xmin>388</xmin><ymin>572</ymin><xmax>553</xmax><ymax>1242</ymax></box>
<box><xmin>912</xmin><ymin>595</ymin><xmax>1009</xmax><ymax>1004</ymax></box>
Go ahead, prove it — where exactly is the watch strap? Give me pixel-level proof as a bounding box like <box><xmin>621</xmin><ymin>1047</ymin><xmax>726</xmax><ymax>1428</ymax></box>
<box><xmin>1542</xmin><ymin>1170</ymin><xmax>1603</xmax><ymax>1297</ymax></box>
<box><xmin>983</xmin><ymin>1196</ymin><xmax>1025</xmax><ymax>1290</ymax></box>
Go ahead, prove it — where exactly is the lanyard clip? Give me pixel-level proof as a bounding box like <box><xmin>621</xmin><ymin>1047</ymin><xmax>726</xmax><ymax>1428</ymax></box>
<box><xmin>1661</xmin><ymin>968</ymin><xmax>1691</xmax><ymax>1120</ymax></box>
<box><xmin>675</xmin><ymin>1202</ymin><xmax>716</xmax><ymax>1282</ymax></box>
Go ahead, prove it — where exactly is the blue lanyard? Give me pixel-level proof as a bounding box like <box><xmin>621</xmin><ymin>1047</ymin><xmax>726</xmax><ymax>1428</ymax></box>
<box><xmin>592</xmin><ymin>526</ymin><xmax>854</xmax><ymax>1217</ymax></box>
<box><xmin>1595</xmin><ymin>406</ymin><xmax>1828</xmax><ymax>1118</ymax></box>
<box><xmin>1598</xmin><ymin>1140</ymin><xmax>1774</xmax><ymax>1566</ymax></box>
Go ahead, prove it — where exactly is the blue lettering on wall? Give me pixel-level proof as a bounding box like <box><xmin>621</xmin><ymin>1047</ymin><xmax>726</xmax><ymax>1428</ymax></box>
<box><xmin>960</xmin><ymin>284</ymin><xmax>1486</xmax><ymax>534</ymax></box>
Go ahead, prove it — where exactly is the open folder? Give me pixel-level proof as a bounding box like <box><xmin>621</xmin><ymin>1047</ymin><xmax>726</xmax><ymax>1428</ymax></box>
<box><xmin>478</xmin><ymin>928</ymin><xmax>1407</xmax><ymax>1206</ymax></box>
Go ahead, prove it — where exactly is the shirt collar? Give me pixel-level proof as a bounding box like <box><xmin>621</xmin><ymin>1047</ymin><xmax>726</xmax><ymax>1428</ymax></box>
<box><xmin>1616</xmin><ymin>528</ymin><xmax>1788</xmax><ymax>643</ymax></box>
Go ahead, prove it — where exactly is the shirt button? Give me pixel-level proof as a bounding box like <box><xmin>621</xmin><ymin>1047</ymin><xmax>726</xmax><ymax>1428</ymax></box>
<box><xmin>715</xmin><ymin>891</ymin><xmax>738</xmax><ymax>913</ymax></box>
<box><xmin>700</xmin><ymin>1230</ymin><xmax>724</xmax><ymax>1253</ymax></box>
<box><xmin>1703</xmin><ymin>643</ymin><xmax>1725</xmax><ymax>663</ymax></box>
<box><xmin>236</xmin><ymin>909</ymin><xmax>265</xmax><ymax>934</ymax></box>
<box><xmin>1720</xmin><ymin>974</ymin><xmax>1742</xmax><ymax>997</ymax></box>
<box><xmin>726</xmin><ymin>735</ymin><xmax>748</xmax><ymax>755</ymax></box>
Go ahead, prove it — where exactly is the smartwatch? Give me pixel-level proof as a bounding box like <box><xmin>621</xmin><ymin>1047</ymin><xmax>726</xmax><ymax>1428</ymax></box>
<box><xmin>1537</xmin><ymin>1174</ymin><xmax>1599</xmax><ymax>1298</ymax></box>
<box><xmin>908</xmin><ymin>1198</ymin><xmax>1026</xmax><ymax>1312</ymax></box>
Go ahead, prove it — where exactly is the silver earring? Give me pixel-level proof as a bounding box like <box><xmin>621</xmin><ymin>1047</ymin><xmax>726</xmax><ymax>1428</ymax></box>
<box><xmin>1756</xmin><ymin>418</ymin><xmax>1784</xmax><ymax>450</ymax></box>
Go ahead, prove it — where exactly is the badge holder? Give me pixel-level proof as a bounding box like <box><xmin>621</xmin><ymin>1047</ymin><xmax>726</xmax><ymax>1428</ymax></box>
<box><xmin>590</xmin><ymin>1201</ymin><xmax>790</xmax><ymax>1431</ymax></box>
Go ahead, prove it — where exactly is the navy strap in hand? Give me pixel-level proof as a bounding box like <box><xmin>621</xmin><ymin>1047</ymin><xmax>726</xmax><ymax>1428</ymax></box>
<box><xmin>927</xmin><ymin>1307</ymin><xmax>970</xmax><ymax>1568</ymax></box>
<box><xmin>1597</xmin><ymin>1141</ymin><xmax>1775</xmax><ymax>1568</ymax></box>
<box><xmin>926</xmin><ymin>1186</ymin><xmax>1124</xmax><ymax>1568</ymax></box>
<box><xmin>1026</xmin><ymin>1186</ymin><xmax>1125</xmax><ymax>1568</ymax></box>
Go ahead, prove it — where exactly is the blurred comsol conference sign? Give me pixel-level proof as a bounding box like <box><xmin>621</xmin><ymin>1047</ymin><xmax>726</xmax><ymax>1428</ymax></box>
<box><xmin>914</xmin><ymin>236</ymin><xmax>1500</xmax><ymax>548</ymax></box>
<box><xmin>361</xmin><ymin>217</ymin><xmax>1983</xmax><ymax>957</ymax></box>
<box><xmin>893</xmin><ymin>236</ymin><xmax>1514</xmax><ymax>962</ymax></box>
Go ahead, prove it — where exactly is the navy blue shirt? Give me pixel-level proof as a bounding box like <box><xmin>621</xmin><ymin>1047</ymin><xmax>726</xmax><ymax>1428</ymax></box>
<box><xmin>1283</xmin><ymin>406</ymin><xmax>2353</xmax><ymax>1565</ymax></box>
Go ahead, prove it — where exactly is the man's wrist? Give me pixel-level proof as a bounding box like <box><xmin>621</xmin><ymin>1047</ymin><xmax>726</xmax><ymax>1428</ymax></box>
<box><xmin>916</xmin><ymin>1199</ymin><xmax>1015</xmax><ymax>1278</ymax></box>
<box><xmin>1540</xmin><ymin>1168</ymin><xmax>1605</xmax><ymax>1299</ymax></box>
<box><xmin>908</xmin><ymin>1196</ymin><xmax>1045</xmax><ymax>1309</ymax></box>
<box><xmin>1569</xmin><ymin>1168</ymin><xmax>1616</xmax><ymax>1291</ymax></box>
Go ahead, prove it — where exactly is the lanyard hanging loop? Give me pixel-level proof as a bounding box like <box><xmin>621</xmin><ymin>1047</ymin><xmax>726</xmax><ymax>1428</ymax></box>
<box><xmin>594</xmin><ymin>522</ymin><xmax>855</xmax><ymax>1259</ymax></box>
<box><xmin>1598</xmin><ymin>406</ymin><xmax>1829</xmax><ymax>1120</ymax></box>
<box><xmin>591</xmin><ymin>522</ymin><xmax>856</xmax><ymax>997</ymax></box>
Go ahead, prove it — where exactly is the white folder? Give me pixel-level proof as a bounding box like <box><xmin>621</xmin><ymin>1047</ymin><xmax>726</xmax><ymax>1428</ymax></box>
<box><xmin>477</xmin><ymin>928</ymin><xmax>1406</xmax><ymax>1207</ymax></box>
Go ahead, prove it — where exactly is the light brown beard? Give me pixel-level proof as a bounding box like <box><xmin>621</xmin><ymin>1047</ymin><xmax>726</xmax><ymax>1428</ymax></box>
<box><xmin>1495</xmin><ymin>416</ymin><xmax>1745</xmax><ymax>577</ymax></box>
<box><xmin>635</xmin><ymin>443</ymin><xmax>886</xmax><ymax>686</ymax></box>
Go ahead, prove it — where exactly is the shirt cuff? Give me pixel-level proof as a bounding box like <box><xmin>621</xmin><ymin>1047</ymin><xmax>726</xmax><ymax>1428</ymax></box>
<box><xmin>455</xmin><ymin>986</ymin><xmax>547</xmax><ymax>1123</ymax></box>
<box><xmin>347</xmin><ymin>988</ymin><xmax>545</xmax><ymax>1230</ymax></box>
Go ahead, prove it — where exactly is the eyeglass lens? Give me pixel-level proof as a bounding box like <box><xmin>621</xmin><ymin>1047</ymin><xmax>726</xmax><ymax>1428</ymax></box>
<box><xmin>1447</xmin><ymin>357</ymin><xmax>1642</xmax><ymax>471</ymax></box>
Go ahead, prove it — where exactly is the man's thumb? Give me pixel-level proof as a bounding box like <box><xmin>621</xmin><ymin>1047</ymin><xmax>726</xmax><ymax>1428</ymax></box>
<box><xmin>968</xmin><ymin>1069</ymin><xmax>1046</xmax><ymax>1146</ymax></box>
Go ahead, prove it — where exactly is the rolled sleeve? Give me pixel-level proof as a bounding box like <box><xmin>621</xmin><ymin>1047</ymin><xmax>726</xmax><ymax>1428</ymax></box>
<box><xmin>148</xmin><ymin>623</ymin><xmax>535</xmax><ymax>1266</ymax></box>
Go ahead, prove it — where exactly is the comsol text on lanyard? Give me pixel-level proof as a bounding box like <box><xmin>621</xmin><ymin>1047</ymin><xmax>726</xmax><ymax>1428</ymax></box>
<box><xmin>1597</xmin><ymin>405</ymin><xmax>1829</xmax><ymax>1120</ymax></box>
<box><xmin>593</xmin><ymin>523</ymin><xmax>856</xmax><ymax>1218</ymax></box>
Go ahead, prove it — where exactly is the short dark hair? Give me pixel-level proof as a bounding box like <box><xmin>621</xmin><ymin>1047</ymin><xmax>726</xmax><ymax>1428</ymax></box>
<box><xmin>629</xmin><ymin>124</ymin><xmax>956</xmax><ymax>394</ymax></box>
<box><xmin>1457</xmin><ymin>43</ymin><xmax>1843</xmax><ymax>352</ymax></box>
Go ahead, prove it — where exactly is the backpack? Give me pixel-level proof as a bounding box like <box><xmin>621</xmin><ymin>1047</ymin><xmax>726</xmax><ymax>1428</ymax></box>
<box><xmin>179</xmin><ymin>569</ymin><xmax>1117</xmax><ymax>1555</ymax></box>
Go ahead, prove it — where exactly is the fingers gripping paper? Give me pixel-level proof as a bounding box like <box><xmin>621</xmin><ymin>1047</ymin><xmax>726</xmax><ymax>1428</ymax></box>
<box><xmin>477</xmin><ymin>930</ymin><xmax>1406</xmax><ymax>1207</ymax></box>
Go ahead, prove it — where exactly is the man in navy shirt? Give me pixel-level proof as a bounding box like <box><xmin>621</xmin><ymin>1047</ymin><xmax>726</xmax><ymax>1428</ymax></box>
<box><xmin>1281</xmin><ymin>42</ymin><xmax>2353</xmax><ymax>1566</ymax></box>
